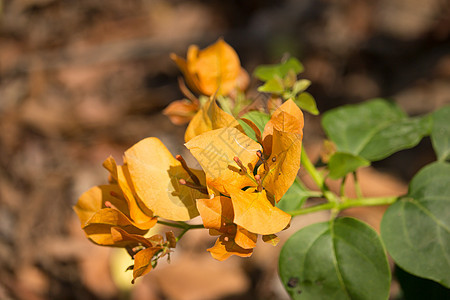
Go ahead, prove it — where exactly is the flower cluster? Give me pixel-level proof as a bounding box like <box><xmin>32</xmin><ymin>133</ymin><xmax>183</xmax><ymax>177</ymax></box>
<box><xmin>74</xmin><ymin>39</ymin><xmax>304</xmax><ymax>282</ymax></box>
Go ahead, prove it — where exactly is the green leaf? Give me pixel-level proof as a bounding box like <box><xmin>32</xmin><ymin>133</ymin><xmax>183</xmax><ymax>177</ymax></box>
<box><xmin>241</xmin><ymin>111</ymin><xmax>270</xmax><ymax>135</ymax></box>
<box><xmin>294</xmin><ymin>92</ymin><xmax>319</xmax><ymax>115</ymax></box>
<box><xmin>322</xmin><ymin>99</ymin><xmax>429</xmax><ymax>161</ymax></box>
<box><xmin>328</xmin><ymin>152</ymin><xmax>370</xmax><ymax>179</ymax></box>
<box><xmin>381</xmin><ymin>162</ymin><xmax>450</xmax><ymax>288</ymax></box>
<box><xmin>358</xmin><ymin>115</ymin><xmax>431</xmax><ymax>161</ymax></box>
<box><xmin>292</xmin><ymin>79</ymin><xmax>311</xmax><ymax>95</ymax></box>
<box><xmin>257</xmin><ymin>77</ymin><xmax>285</xmax><ymax>94</ymax></box>
<box><xmin>280</xmin><ymin>217</ymin><xmax>391</xmax><ymax>300</ymax></box>
<box><xmin>276</xmin><ymin>179</ymin><xmax>314</xmax><ymax>212</ymax></box>
<box><xmin>254</xmin><ymin>57</ymin><xmax>304</xmax><ymax>81</ymax></box>
<box><xmin>431</xmin><ymin>106</ymin><xmax>450</xmax><ymax>161</ymax></box>
<box><xmin>237</xmin><ymin>119</ymin><xmax>259</xmax><ymax>142</ymax></box>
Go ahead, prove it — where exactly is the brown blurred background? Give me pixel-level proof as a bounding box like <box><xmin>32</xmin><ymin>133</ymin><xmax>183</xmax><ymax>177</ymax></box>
<box><xmin>1</xmin><ymin>0</ymin><xmax>449</xmax><ymax>299</ymax></box>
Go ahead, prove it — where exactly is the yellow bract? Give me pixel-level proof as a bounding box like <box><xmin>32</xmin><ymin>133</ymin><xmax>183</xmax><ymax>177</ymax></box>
<box><xmin>196</xmin><ymin>196</ymin><xmax>234</xmax><ymax>231</ymax></box>
<box><xmin>171</xmin><ymin>39</ymin><xmax>242</xmax><ymax>96</ymax></box>
<box><xmin>125</xmin><ymin>137</ymin><xmax>205</xmax><ymax>221</ymax></box>
<box><xmin>185</xmin><ymin>127</ymin><xmax>261</xmax><ymax>194</ymax></box>
<box><xmin>184</xmin><ymin>97</ymin><xmax>241</xmax><ymax>142</ymax></box>
<box><xmin>207</xmin><ymin>236</ymin><xmax>253</xmax><ymax>261</ymax></box>
<box><xmin>227</xmin><ymin>185</ymin><xmax>291</xmax><ymax>235</ymax></box>
<box><xmin>103</xmin><ymin>156</ymin><xmax>155</xmax><ymax>228</ymax></box>
<box><xmin>163</xmin><ymin>99</ymin><xmax>199</xmax><ymax>125</ymax></box>
<box><xmin>260</xmin><ymin>99</ymin><xmax>304</xmax><ymax>202</ymax></box>
<box><xmin>74</xmin><ymin>185</ymin><xmax>154</xmax><ymax>246</ymax></box>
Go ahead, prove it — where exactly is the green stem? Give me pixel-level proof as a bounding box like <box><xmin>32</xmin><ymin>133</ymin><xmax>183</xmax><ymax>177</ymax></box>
<box><xmin>176</xmin><ymin>228</ymin><xmax>189</xmax><ymax>242</ymax></box>
<box><xmin>288</xmin><ymin>196</ymin><xmax>398</xmax><ymax>217</ymax></box>
<box><xmin>339</xmin><ymin>196</ymin><xmax>397</xmax><ymax>209</ymax></box>
<box><xmin>157</xmin><ymin>220</ymin><xmax>204</xmax><ymax>230</ymax></box>
<box><xmin>353</xmin><ymin>172</ymin><xmax>363</xmax><ymax>199</ymax></box>
<box><xmin>340</xmin><ymin>175</ymin><xmax>347</xmax><ymax>198</ymax></box>
<box><xmin>301</xmin><ymin>149</ymin><xmax>324</xmax><ymax>190</ymax></box>
<box><xmin>157</xmin><ymin>220</ymin><xmax>186</xmax><ymax>229</ymax></box>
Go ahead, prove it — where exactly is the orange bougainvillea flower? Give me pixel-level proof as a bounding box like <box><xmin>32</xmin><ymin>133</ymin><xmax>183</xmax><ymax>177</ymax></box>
<box><xmin>170</xmin><ymin>38</ymin><xmax>249</xmax><ymax>97</ymax></box>
<box><xmin>186</xmin><ymin>118</ymin><xmax>296</xmax><ymax>259</ymax></box>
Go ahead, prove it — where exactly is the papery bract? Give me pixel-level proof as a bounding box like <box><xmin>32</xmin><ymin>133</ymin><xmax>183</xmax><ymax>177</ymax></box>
<box><xmin>185</xmin><ymin>127</ymin><xmax>261</xmax><ymax>194</ymax></box>
<box><xmin>163</xmin><ymin>99</ymin><xmax>199</xmax><ymax>125</ymax></box>
<box><xmin>171</xmin><ymin>39</ymin><xmax>246</xmax><ymax>97</ymax></box>
<box><xmin>197</xmin><ymin>195</ymin><xmax>256</xmax><ymax>260</ymax></box>
<box><xmin>103</xmin><ymin>156</ymin><xmax>156</xmax><ymax>228</ymax></box>
<box><xmin>227</xmin><ymin>185</ymin><xmax>291</xmax><ymax>235</ymax></box>
<box><xmin>207</xmin><ymin>235</ymin><xmax>253</xmax><ymax>261</ymax></box>
<box><xmin>74</xmin><ymin>185</ymin><xmax>155</xmax><ymax>246</ymax></box>
<box><xmin>184</xmin><ymin>97</ymin><xmax>242</xmax><ymax>142</ymax></box>
<box><xmin>259</xmin><ymin>99</ymin><xmax>304</xmax><ymax>202</ymax></box>
<box><xmin>125</xmin><ymin>137</ymin><xmax>206</xmax><ymax>221</ymax></box>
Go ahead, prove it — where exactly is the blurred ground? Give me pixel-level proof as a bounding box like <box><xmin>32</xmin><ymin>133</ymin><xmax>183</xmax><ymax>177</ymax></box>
<box><xmin>0</xmin><ymin>0</ymin><xmax>449</xmax><ymax>299</ymax></box>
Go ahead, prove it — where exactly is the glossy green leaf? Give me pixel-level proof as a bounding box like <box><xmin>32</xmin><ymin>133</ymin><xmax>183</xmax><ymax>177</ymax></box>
<box><xmin>358</xmin><ymin>116</ymin><xmax>431</xmax><ymax>161</ymax></box>
<box><xmin>328</xmin><ymin>152</ymin><xmax>370</xmax><ymax>179</ymax></box>
<box><xmin>276</xmin><ymin>179</ymin><xmax>314</xmax><ymax>212</ymax></box>
<box><xmin>257</xmin><ymin>78</ymin><xmax>285</xmax><ymax>94</ymax></box>
<box><xmin>294</xmin><ymin>92</ymin><xmax>319</xmax><ymax>115</ymax></box>
<box><xmin>241</xmin><ymin>111</ymin><xmax>270</xmax><ymax>136</ymax></box>
<box><xmin>431</xmin><ymin>106</ymin><xmax>450</xmax><ymax>161</ymax></box>
<box><xmin>381</xmin><ymin>162</ymin><xmax>450</xmax><ymax>288</ymax></box>
<box><xmin>322</xmin><ymin>99</ymin><xmax>429</xmax><ymax>161</ymax></box>
<box><xmin>254</xmin><ymin>57</ymin><xmax>304</xmax><ymax>81</ymax></box>
<box><xmin>280</xmin><ymin>217</ymin><xmax>391</xmax><ymax>300</ymax></box>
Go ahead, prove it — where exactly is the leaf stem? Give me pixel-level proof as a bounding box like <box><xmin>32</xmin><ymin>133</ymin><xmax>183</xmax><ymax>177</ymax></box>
<box><xmin>353</xmin><ymin>172</ymin><xmax>363</xmax><ymax>199</ymax></box>
<box><xmin>301</xmin><ymin>149</ymin><xmax>324</xmax><ymax>190</ymax></box>
<box><xmin>288</xmin><ymin>196</ymin><xmax>398</xmax><ymax>217</ymax></box>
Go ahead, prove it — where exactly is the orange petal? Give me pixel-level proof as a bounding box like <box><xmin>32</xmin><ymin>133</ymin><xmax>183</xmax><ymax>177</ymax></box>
<box><xmin>111</xmin><ymin>227</ymin><xmax>156</xmax><ymax>248</ymax></box>
<box><xmin>125</xmin><ymin>137</ymin><xmax>205</xmax><ymax>221</ymax></box>
<box><xmin>197</xmin><ymin>196</ymin><xmax>234</xmax><ymax>231</ymax></box>
<box><xmin>190</xmin><ymin>39</ymin><xmax>241</xmax><ymax>96</ymax></box>
<box><xmin>207</xmin><ymin>236</ymin><xmax>253</xmax><ymax>261</ymax></box>
<box><xmin>263</xmin><ymin>99</ymin><xmax>304</xmax><ymax>154</ymax></box>
<box><xmin>184</xmin><ymin>96</ymin><xmax>241</xmax><ymax>142</ymax></box>
<box><xmin>227</xmin><ymin>186</ymin><xmax>291</xmax><ymax>235</ymax></box>
<box><xmin>74</xmin><ymin>185</ymin><xmax>149</xmax><ymax>246</ymax></box>
<box><xmin>170</xmin><ymin>52</ymin><xmax>202</xmax><ymax>95</ymax></box>
<box><xmin>234</xmin><ymin>226</ymin><xmax>257</xmax><ymax>249</ymax></box>
<box><xmin>259</xmin><ymin>129</ymin><xmax>302</xmax><ymax>202</ymax></box>
<box><xmin>101</xmin><ymin>156</ymin><xmax>155</xmax><ymax>228</ymax></box>
<box><xmin>185</xmin><ymin>127</ymin><xmax>261</xmax><ymax>194</ymax></box>
<box><xmin>163</xmin><ymin>99</ymin><xmax>199</xmax><ymax>125</ymax></box>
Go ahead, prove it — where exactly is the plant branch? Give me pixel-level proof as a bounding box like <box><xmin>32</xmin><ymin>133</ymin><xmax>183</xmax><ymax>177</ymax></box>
<box><xmin>288</xmin><ymin>196</ymin><xmax>398</xmax><ymax>217</ymax></box>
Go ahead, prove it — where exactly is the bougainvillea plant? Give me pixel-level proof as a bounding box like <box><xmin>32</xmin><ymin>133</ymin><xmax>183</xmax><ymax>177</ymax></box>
<box><xmin>74</xmin><ymin>39</ymin><xmax>450</xmax><ymax>298</ymax></box>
